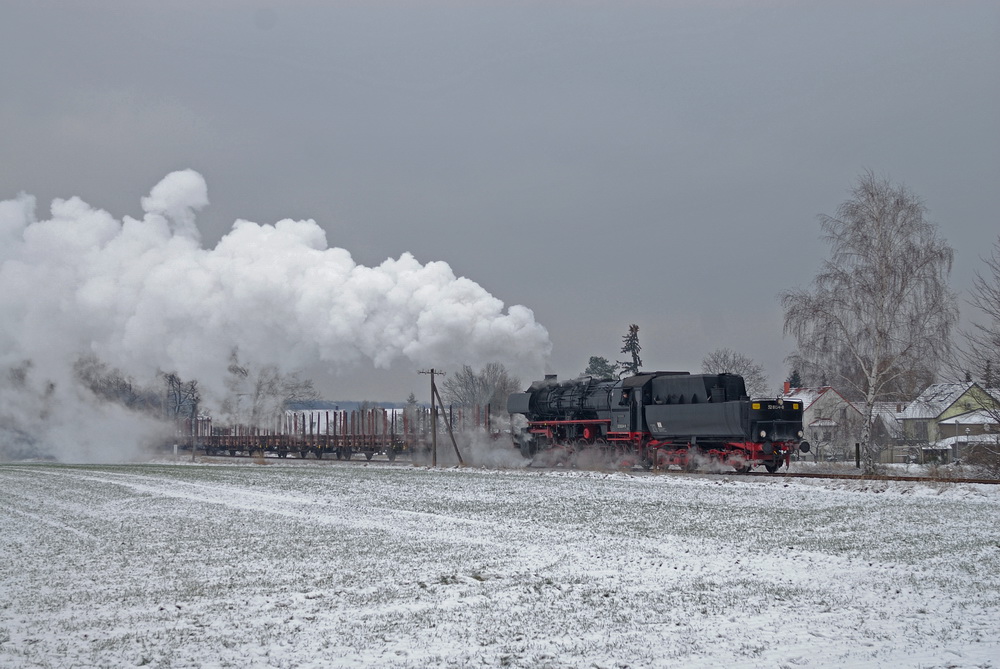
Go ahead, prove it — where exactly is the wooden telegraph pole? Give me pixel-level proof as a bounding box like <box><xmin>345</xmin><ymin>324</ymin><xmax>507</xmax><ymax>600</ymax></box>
<box><xmin>417</xmin><ymin>369</ymin><xmax>464</xmax><ymax>467</ymax></box>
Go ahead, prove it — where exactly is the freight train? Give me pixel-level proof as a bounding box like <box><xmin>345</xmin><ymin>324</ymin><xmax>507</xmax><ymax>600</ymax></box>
<box><xmin>507</xmin><ymin>371</ymin><xmax>810</xmax><ymax>472</ymax></box>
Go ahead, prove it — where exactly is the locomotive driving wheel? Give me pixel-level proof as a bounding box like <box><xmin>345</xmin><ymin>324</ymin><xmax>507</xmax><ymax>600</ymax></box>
<box><xmin>683</xmin><ymin>448</ymin><xmax>699</xmax><ymax>472</ymax></box>
<box><xmin>635</xmin><ymin>442</ymin><xmax>652</xmax><ymax>470</ymax></box>
<box><xmin>731</xmin><ymin>449</ymin><xmax>751</xmax><ymax>473</ymax></box>
<box><xmin>519</xmin><ymin>440</ymin><xmax>537</xmax><ymax>460</ymax></box>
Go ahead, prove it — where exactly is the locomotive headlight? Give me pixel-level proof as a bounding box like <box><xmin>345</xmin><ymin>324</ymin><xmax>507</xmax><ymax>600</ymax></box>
<box><xmin>797</xmin><ymin>430</ymin><xmax>804</xmax><ymax>438</ymax></box>
<box><xmin>759</xmin><ymin>430</ymin><xmax>767</xmax><ymax>438</ymax></box>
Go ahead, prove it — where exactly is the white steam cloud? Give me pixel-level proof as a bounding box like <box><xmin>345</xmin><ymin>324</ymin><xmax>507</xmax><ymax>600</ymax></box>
<box><xmin>0</xmin><ymin>170</ymin><xmax>551</xmax><ymax>462</ymax></box>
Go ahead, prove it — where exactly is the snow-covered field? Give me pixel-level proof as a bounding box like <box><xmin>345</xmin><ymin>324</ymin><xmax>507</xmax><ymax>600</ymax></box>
<box><xmin>1</xmin><ymin>459</ymin><xmax>998</xmax><ymax>668</ymax></box>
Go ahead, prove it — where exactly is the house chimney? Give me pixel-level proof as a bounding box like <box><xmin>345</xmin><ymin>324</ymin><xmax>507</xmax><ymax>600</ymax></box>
<box><xmin>783</xmin><ymin>381</ymin><xmax>791</xmax><ymax>394</ymax></box>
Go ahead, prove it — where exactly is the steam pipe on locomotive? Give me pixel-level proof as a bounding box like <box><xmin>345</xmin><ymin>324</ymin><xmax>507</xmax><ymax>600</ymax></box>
<box><xmin>507</xmin><ymin>371</ymin><xmax>810</xmax><ymax>473</ymax></box>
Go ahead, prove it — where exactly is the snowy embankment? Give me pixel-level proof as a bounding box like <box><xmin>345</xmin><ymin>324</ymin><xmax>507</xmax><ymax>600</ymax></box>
<box><xmin>1</xmin><ymin>461</ymin><xmax>997</xmax><ymax>668</ymax></box>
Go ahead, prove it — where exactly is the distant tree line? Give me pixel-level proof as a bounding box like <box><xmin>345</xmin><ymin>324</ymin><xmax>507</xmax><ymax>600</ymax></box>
<box><xmin>70</xmin><ymin>348</ymin><xmax>319</xmax><ymax>431</ymax></box>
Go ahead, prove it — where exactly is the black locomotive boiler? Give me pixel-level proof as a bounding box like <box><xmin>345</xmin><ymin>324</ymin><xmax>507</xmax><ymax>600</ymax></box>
<box><xmin>507</xmin><ymin>371</ymin><xmax>810</xmax><ymax>472</ymax></box>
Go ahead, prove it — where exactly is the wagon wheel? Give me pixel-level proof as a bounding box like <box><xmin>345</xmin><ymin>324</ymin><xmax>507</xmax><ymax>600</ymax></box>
<box><xmin>365</xmin><ymin>451</ymin><xmax>374</xmax><ymax>461</ymax></box>
<box><xmin>764</xmin><ymin>461</ymin><xmax>781</xmax><ymax>474</ymax></box>
<box><xmin>229</xmin><ymin>450</ymin><xmax>237</xmax><ymax>457</ymax></box>
<box><xmin>342</xmin><ymin>447</ymin><xmax>353</xmax><ymax>461</ymax></box>
<box><xmin>315</xmin><ymin>449</ymin><xmax>323</xmax><ymax>460</ymax></box>
<box><xmin>733</xmin><ymin>464</ymin><xmax>751</xmax><ymax>474</ymax></box>
<box><xmin>387</xmin><ymin>448</ymin><xmax>397</xmax><ymax>462</ymax></box>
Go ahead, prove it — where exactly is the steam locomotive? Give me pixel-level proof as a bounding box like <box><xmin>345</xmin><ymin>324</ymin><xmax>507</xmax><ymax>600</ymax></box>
<box><xmin>507</xmin><ymin>371</ymin><xmax>810</xmax><ymax>472</ymax></box>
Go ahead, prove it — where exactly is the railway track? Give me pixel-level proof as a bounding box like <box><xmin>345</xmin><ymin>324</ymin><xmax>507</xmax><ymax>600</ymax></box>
<box><xmin>184</xmin><ymin>449</ymin><xmax>1000</xmax><ymax>485</ymax></box>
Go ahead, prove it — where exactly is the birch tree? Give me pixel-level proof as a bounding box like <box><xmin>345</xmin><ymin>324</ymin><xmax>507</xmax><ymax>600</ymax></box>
<box><xmin>782</xmin><ymin>172</ymin><xmax>957</xmax><ymax>473</ymax></box>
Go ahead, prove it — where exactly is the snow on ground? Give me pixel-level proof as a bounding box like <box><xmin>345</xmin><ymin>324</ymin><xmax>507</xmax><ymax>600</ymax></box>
<box><xmin>1</xmin><ymin>459</ymin><xmax>998</xmax><ymax>668</ymax></box>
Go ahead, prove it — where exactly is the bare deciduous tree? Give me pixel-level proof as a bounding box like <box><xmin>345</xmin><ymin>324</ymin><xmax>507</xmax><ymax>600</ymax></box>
<box><xmin>964</xmin><ymin>236</ymin><xmax>1000</xmax><ymax>385</ymax></box>
<box><xmin>961</xmin><ymin>235</ymin><xmax>1000</xmax><ymax>475</ymax></box>
<box><xmin>74</xmin><ymin>355</ymin><xmax>161</xmax><ymax>412</ymax></box>
<box><xmin>223</xmin><ymin>350</ymin><xmax>319</xmax><ymax>428</ymax></box>
<box><xmin>441</xmin><ymin>362</ymin><xmax>521</xmax><ymax>412</ymax></box>
<box><xmin>162</xmin><ymin>372</ymin><xmax>200</xmax><ymax>420</ymax></box>
<box><xmin>782</xmin><ymin>171</ymin><xmax>957</xmax><ymax>473</ymax></box>
<box><xmin>701</xmin><ymin>348</ymin><xmax>768</xmax><ymax>397</ymax></box>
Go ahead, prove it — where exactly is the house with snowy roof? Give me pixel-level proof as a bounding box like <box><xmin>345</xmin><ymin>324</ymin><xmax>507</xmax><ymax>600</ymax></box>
<box><xmin>780</xmin><ymin>384</ymin><xmax>863</xmax><ymax>461</ymax></box>
<box><xmin>898</xmin><ymin>382</ymin><xmax>1000</xmax><ymax>461</ymax></box>
<box><xmin>869</xmin><ymin>401</ymin><xmax>909</xmax><ymax>454</ymax></box>
<box><xmin>938</xmin><ymin>410</ymin><xmax>1000</xmax><ymax>460</ymax></box>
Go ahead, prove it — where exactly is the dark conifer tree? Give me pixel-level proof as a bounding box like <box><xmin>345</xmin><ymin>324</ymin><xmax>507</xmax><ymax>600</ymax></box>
<box><xmin>618</xmin><ymin>324</ymin><xmax>642</xmax><ymax>376</ymax></box>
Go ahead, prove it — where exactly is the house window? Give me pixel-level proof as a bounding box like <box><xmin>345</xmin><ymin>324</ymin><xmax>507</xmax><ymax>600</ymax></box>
<box><xmin>915</xmin><ymin>422</ymin><xmax>928</xmax><ymax>441</ymax></box>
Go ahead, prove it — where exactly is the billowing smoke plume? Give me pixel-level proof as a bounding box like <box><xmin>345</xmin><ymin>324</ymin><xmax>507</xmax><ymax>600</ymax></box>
<box><xmin>0</xmin><ymin>171</ymin><xmax>551</xmax><ymax>462</ymax></box>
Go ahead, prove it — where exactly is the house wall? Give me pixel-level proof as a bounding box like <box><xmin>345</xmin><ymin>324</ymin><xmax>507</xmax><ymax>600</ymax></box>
<box><xmin>803</xmin><ymin>391</ymin><xmax>863</xmax><ymax>461</ymax></box>
<box><xmin>902</xmin><ymin>418</ymin><xmax>930</xmax><ymax>443</ymax></box>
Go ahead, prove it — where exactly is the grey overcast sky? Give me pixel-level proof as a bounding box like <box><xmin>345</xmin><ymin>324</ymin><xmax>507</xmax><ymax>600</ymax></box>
<box><xmin>2</xmin><ymin>1</ymin><xmax>998</xmax><ymax>403</ymax></box>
